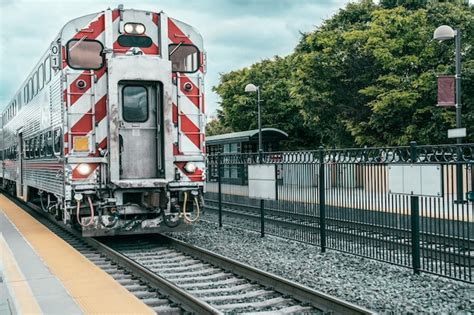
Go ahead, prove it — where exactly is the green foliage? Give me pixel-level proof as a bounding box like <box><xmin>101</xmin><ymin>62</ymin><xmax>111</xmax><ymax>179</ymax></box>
<box><xmin>213</xmin><ymin>1</ymin><xmax>473</xmax><ymax>148</ymax></box>
<box><xmin>205</xmin><ymin>118</ymin><xmax>233</xmax><ymax>136</ymax></box>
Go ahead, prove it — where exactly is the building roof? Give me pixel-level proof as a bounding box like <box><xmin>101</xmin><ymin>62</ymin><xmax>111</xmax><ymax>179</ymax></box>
<box><xmin>206</xmin><ymin>128</ymin><xmax>288</xmax><ymax>145</ymax></box>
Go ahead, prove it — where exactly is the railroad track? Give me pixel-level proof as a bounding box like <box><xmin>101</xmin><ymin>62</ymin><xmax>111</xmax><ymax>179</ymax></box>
<box><xmin>103</xmin><ymin>234</ymin><xmax>372</xmax><ymax>314</ymax></box>
<box><xmin>204</xmin><ymin>199</ymin><xmax>474</xmax><ymax>266</ymax></box>
<box><xmin>7</xmin><ymin>194</ymin><xmax>372</xmax><ymax>314</ymax></box>
<box><xmin>6</xmin><ymin>195</ymin><xmax>216</xmax><ymax>314</ymax></box>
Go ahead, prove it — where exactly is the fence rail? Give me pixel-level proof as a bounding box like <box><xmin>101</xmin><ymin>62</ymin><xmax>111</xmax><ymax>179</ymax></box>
<box><xmin>204</xmin><ymin>142</ymin><xmax>474</xmax><ymax>282</ymax></box>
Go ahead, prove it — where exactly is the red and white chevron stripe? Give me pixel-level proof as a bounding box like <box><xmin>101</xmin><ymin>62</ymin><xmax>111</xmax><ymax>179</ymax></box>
<box><xmin>168</xmin><ymin>17</ymin><xmax>206</xmax><ymax>182</ymax></box>
<box><xmin>61</xmin><ymin>12</ymin><xmax>112</xmax><ymax>181</ymax></box>
<box><xmin>59</xmin><ymin>11</ymin><xmax>205</xmax><ymax>183</ymax></box>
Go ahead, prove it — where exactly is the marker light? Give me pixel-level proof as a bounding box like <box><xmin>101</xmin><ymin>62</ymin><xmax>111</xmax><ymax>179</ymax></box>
<box><xmin>124</xmin><ymin>23</ymin><xmax>135</xmax><ymax>34</ymax></box>
<box><xmin>77</xmin><ymin>164</ymin><xmax>92</xmax><ymax>176</ymax></box>
<box><xmin>73</xmin><ymin>136</ymin><xmax>89</xmax><ymax>152</ymax></box>
<box><xmin>124</xmin><ymin>23</ymin><xmax>146</xmax><ymax>35</ymax></box>
<box><xmin>134</xmin><ymin>24</ymin><xmax>145</xmax><ymax>34</ymax></box>
<box><xmin>184</xmin><ymin>162</ymin><xmax>197</xmax><ymax>173</ymax></box>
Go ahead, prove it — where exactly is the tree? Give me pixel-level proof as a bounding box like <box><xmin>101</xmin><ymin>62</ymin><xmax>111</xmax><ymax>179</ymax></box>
<box><xmin>213</xmin><ymin>1</ymin><xmax>473</xmax><ymax>148</ymax></box>
<box><xmin>213</xmin><ymin>56</ymin><xmax>315</xmax><ymax>149</ymax></box>
<box><xmin>205</xmin><ymin>118</ymin><xmax>233</xmax><ymax>136</ymax></box>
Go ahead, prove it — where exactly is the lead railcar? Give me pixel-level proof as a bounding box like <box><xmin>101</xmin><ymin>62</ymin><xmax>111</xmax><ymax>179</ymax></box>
<box><xmin>0</xmin><ymin>6</ymin><xmax>206</xmax><ymax>236</ymax></box>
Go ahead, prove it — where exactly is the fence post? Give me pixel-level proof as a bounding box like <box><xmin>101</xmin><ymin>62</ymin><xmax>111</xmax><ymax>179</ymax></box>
<box><xmin>259</xmin><ymin>150</ymin><xmax>265</xmax><ymax>238</ymax></box>
<box><xmin>217</xmin><ymin>152</ymin><xmax>222</xmax><ymax>228</ymax></box>
<box><xmin>319</xmin><ymin>146</ymin><xmax>326</xmax><ymax>253</ymax></box>
<box><xmin>410</xmin><ymin>141</ymin><xmax>421</xmax><ymax>274</ymax></box>
<box><xmin>455</xmin><ymin>145</ymin><xmax>465</xmax><ymax>203</ymax></box>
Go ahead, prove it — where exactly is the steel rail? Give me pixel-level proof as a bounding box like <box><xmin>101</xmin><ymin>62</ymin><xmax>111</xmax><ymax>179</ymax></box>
<box><xmin>157</xmin><ymin>233</ymin><xmax>374</xmax><ymax>315</ymax></box>
<box><xmin>5</xmin><ymin>194</ymin><xmax>221</xmax><ymax>315</ymax></box>
<box><xmin>203</xmin><ymin>204</ymin><xmax>474</xmax><ymax>267</ymax></box>
<box><xmin>82</xmin><ymin>237</ymin><xmax>222</xmax><ymax>315</ymax></box>
<box><xmin>205</xmin><ymin>198</ymin><xmax>473</xmax><ymax>248</ymax></box>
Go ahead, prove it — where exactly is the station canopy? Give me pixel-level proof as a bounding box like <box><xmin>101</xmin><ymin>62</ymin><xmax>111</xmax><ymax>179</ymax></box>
<box><xmin>206</xmin><ymin>128</ymin><xmax>288</xmax><ymax>145</ymax></box>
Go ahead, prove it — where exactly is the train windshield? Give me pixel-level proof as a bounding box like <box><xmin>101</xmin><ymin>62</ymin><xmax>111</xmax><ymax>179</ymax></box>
<box><xmin>67</xmin><ymin>39</ymin><xmax>104</xmax><ymax>70</ymax></box>
<box><xmin>169</xmin><ymin>44</ymin><xmax>199</xmax><ymax>73</ymax></box>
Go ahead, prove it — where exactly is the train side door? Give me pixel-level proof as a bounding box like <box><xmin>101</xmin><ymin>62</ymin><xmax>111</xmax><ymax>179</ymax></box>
<box><xmin>16</xmin><ymin>132</ymin><xmax>23</xmax><ymax>197</ymax></box>
<box><xmin>118</xmin><ymin>82</ymin><xmax>164</xmax><ymax>179</ymax></box>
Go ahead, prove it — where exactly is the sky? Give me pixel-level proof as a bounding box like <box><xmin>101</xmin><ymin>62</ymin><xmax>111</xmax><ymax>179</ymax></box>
<box><xmin>0</xmin><ymin>0</ymin><xmax>350</xmax><ymax>117</ymax></box>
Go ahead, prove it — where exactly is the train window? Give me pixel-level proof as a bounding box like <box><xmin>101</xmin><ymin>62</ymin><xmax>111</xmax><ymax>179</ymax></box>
<box><xmin>33</xmin><ymin>137</ymin><xmax>39</xmax><ymax>158</ymax></box>
<box><xmin>66</xmin><ymin>39</ymin><xmax>104</xmax><ymax>70</ymax></box>
<box><xmin>53</xmin><ymin>128</ymin><xmax>62</xmax><ymax>156</ymax></box>
<box><xmin>45</xmin><ymin>131</ymin><xmax>53</xmax><ymax>156</ymax></box>
<box><xmin>169</xmin><ymin>44</ymin><xmax>200</xmax><ymax>73</ymax></box>
<box><xmin>30</xmin><ymin>138</ymin><xmax>36</xmax><ymax>158</ymax></box>
<box><xmin>24</xmin><ymin>85</ymin><xmax>28</xmax><ymax>104</ymax></box>
<box><xmin>39</xmin><ymin>134</ymin><xmax>45</xmax><ymax>157</ymax></box>
<box><xmin>28</xmin><ymin>78</ymin><xmax>33</xmax><ymax>102</ymax></box>
<box><xmin>27</xmin><ymin>139</ymin><xmax>33</xmax><ymax>159</ymax></box>
<box><xmin>24</xmin><ymin>140</ymin><xmax>29</xmax><ymax>159</ymax></box>
<box><xmin>44</xmin><ymin>57</ymin><xmax>51</xmax><ymax>83</ymax></box>
<box><xmin>30</xmin><ymin>138</ymin><xmax>35</xmax><ymax>158</ymax></box>
<box><xmin>38</xmin><ymin>64</ymin><xmax>44</xmax><ymax>91</ymax></box>
<box><xmin>117</xmin><ymin>35</ymin><xmax>152</xmax><ymax>48</ymax></box>
<box><xmin>122</xmin><ymin>85</ymin><xmax>148</xmax><ymax>122</ymax></box>
<box><xmin>33</xmin><ymin>70</ymin><xmax>39</xmax><ymax>96</ymax></box>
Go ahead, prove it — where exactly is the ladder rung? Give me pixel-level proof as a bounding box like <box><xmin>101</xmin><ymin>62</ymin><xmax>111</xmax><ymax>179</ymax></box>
<box><xmin>68</xmin><ymin>71</ymin><xmax>95</xmax><ymax>76</ymax></box>
<box><xmin>68</xmin><ymin>92</ymin><xmax>95</xmax><ymax>96</ymax></box>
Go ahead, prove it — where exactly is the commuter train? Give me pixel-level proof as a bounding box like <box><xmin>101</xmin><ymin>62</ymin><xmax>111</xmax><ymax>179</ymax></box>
<box><xmin>0</xmin><ymin>6</ymin><xmax>206</xmax><ymax>236</ymax></box>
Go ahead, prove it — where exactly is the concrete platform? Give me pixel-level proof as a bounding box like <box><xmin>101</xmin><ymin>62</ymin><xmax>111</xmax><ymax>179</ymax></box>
<box><xmin>0</xmin><ymin>194</ymin><xmax>154</xmax><ymax>314</ymax></box>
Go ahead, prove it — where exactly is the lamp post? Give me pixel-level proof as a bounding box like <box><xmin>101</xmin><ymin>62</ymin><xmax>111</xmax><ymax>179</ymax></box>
<box><xmin>433</xmin><ymin>25</ymin><xmax>462</xmax><ymax>140</ymax></box>
<box><xmin>433</xmin><ymin>25</ymin><xmax>464</xmax><ymax>203</ymax></box>
<box><xmin>244</xmin><ymin>83</ymin><xmax>262</xmax><ymax>153</ymax></box>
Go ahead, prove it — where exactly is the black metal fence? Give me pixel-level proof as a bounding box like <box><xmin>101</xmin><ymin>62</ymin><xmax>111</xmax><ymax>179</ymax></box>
<box><xmin>205</xmin><ymin>142</ymin><xmax>474</xmax><ymax>282</ymax></box>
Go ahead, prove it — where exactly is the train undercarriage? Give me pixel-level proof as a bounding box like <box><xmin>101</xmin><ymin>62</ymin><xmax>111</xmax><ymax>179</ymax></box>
<box><xmin>1</xmin><ymin>178</ymin><xmax>203</xmax><ymax>237</ymax></box>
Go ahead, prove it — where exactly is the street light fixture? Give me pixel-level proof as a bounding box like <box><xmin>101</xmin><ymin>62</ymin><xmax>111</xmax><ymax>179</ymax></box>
<box><xmin>433</xmin><ymin>25</ymin><xmax>465</xmax><ymax>203</ymax></box>
<box><xmin>244</xmin><ymin>83</ymin><xmax>262</xmax><ymax>153</ymax></box>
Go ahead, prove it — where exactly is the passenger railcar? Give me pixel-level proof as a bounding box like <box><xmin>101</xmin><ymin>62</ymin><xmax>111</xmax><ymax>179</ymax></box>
<box><xmin>0</xmin><ymin>6</ymin><xmax>206</xmax><ymax>236</ymax></box>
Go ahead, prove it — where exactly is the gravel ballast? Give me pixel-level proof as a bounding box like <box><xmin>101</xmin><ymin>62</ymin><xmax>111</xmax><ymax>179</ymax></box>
<box><xmin>169</xmin><ymin>218</ymin><xmax>474</xmax><ymax>313</ymax></box>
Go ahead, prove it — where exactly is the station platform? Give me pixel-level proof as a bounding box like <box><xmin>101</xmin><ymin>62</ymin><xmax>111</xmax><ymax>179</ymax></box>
<box><xmin>0</xmin><ymin>194</ymin><xmax>154</xmax><ymax>314</ymax></box>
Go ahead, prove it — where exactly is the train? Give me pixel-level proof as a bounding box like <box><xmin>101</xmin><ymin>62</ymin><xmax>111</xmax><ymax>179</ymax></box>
<box><xmin>0</xmin><ymin>5</ymin><xmax>206</xmax><ymax>236</ymax></box>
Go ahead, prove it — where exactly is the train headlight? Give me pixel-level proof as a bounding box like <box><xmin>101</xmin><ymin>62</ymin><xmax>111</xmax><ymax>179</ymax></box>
<box><xmin>124</xmin><ymin>23</ymin><xmax>146</xmax><ymax>35</ymax></box>
<box><xmin>184</xmin><ymin>162</ymin><xmax>196</xmax><ymax>173</ymax></box>
<box><xmin>77</xmin><ymin>164</ymin><xmax>92</xmax><ymax>176</ymax></box>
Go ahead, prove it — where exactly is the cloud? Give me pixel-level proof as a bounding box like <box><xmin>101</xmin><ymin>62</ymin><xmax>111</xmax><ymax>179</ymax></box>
<box><xmin>0</xmin><ymin>0</ymin><xmax>349</xmax><ymax>115</ymax></box>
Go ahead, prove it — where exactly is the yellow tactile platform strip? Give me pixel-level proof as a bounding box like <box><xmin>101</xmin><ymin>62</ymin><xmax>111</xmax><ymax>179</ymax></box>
<box><xmin>0</xmin><ymin>195</ymin><xmax>154</xmax><ymax>314</ymax></box>
<box><xmin>0</xmin><ymin>234</ymin><xmax>42</xmax><ymax>314</ymax></box>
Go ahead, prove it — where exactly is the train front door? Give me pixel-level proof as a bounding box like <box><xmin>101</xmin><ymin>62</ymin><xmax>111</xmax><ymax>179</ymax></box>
<box><xmin>118</xmin><ymin>82</ymin><xmax>163</xmax><ymax>179</ymax></box>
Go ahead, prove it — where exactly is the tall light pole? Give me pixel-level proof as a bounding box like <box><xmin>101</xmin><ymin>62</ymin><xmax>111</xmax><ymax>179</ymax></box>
<box><xmin>433</xmin><ymin>25</ymin><xmax>464</xmax><ymax>203</ymax></box>
<box><xmin>433</xmin><ymin>25</ymin><xmax>462</xmax><ymax>141</ymax></box>
<box><xmin>245</xmin><ymin>83</ymin><xmax>265</xmax><ymax>237</ymax></box>
<box><xmin>244</xmin><ymin>83</ymin><xmax>262</xmax><ymax>153</ymax></box>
